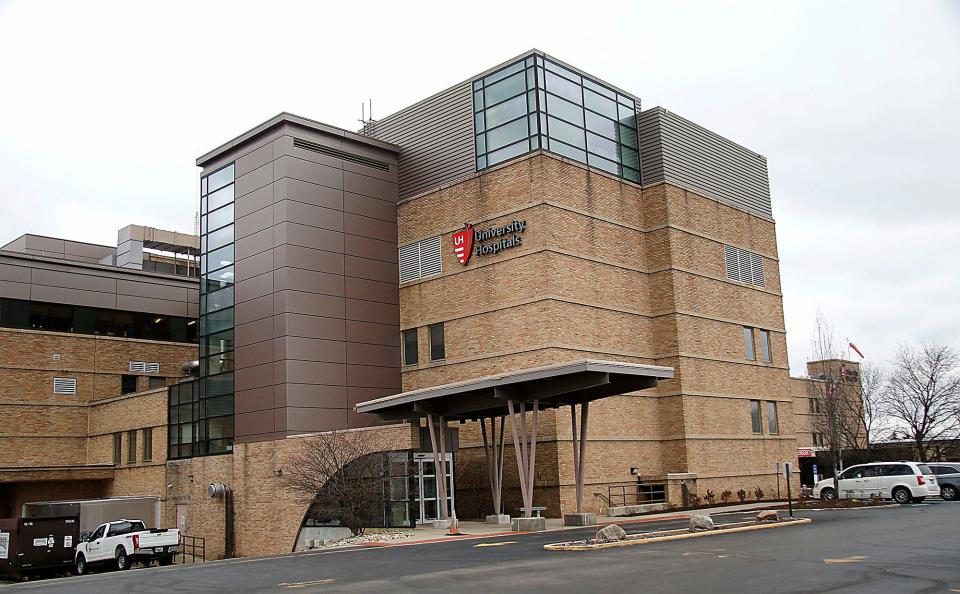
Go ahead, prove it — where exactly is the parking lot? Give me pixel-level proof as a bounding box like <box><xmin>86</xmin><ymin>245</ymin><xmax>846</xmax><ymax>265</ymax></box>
<box><xmin>3</xmin><ymin>500</ymin><xmax>959</xmax><ymax>593</ymax></box>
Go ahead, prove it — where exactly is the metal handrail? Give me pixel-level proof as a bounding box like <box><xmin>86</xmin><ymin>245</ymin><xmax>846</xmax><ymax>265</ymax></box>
<box><xmin>177</xmin><ymin>534</ymin><xmax>206</xmax><ymax>564</ymax></box>
<box><xmin>601</xmin><ymin>480</ymin><xmax>667</xmax><ymax>507</ymax></box>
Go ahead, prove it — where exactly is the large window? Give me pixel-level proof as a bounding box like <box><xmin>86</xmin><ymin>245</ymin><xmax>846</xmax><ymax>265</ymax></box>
<box><xmin>127</xmin><ymin>430</ymin><xmax>137</xmax><ymax>464</ymax></box>
<box><xmin>175</xmin><ymin>162</ymin><xmax>236</xmax><ymax>460</ymax></box>
<box><xmin>750</xmin><ymin>400</ymin><xmax>762</xmax><ymax>434</ymax></box>
<box><xmin>113</xmin><ymin>432</ymin><xmax>122</xmax><ymax>464</ymax></box>
<box><xmin>473</xmin><ymin>53</ymin><xmax>641</xmax><ymax>183</ymax></box>
<box><xmin>766</xmin><ymin>401</ymin><xmax>779</xmax><ymax>434</ymax></box>
<box><xmin>403</xmin><ymin>329</ymin><xmax>418</xmax><ymax>366</ymax></box>
<box><xmin>759</xmin><ymin>329</ymin><xmax>771</xmax><ymax>363</ymax></box>
<box><xmin>429</xmin><ymin>323</ymin><xmax>445</xmax><ymax>361</ymax></box>
<box><xmin>142</xmin><ymin>427</ymin><xmax>153</xmax><ymax>462</ymax></box>
<box><xmin>743</xmin><ymin>326</ymin><xmax>756</xmax><ymax>361</ymax></box>
<box><xmin>0</xmin><ymin>298</ymin><xmax>197</xmax><ymax>343</ymax></box>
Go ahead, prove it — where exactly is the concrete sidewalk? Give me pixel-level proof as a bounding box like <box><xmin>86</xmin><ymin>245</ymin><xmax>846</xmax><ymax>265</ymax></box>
<box><xmin>329</xmin><ymin>501</ymin><xmax>780</xmax><ymax>548</ymax></box>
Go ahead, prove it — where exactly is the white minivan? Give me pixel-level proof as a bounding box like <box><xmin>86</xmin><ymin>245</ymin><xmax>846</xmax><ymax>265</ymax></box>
<box><xmin>814</xmin><ymin>462</ymin><xmax>940</xmax><ymax>504</ymax></box>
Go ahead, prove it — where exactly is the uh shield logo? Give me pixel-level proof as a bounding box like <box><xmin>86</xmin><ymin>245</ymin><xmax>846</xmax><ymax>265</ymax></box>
<box><xmin>452</xmin><ymin>224</ymin><xmax>474</xmax><ymax>265</ymax></box>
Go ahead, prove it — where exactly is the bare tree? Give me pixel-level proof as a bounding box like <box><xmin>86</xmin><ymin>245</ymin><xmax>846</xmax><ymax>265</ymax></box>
<box><xmin>851</xmin><ymin>363</ymin><xmax>889</xmax><ymax>461</ymax></box>
<box><xmin>882</xmin><ymin>343</ymin><xmax>960</xmax><ymax>462</ymax></box>
<box><xmin>281</xmin><ymin>429</ymin><xmax>390</xmax><ymax>536</ymax></box>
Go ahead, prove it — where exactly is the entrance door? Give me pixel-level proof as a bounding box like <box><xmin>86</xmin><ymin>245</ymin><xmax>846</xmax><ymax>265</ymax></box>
<box><xmin>176</xmin><ymin>505</ymin><xmax>188</xmax><ymax>535</ymax></box>
<box><xmin>413</xmin><ymin>453</ymin><xmax>454</xmax><ymax>524</ymax></box>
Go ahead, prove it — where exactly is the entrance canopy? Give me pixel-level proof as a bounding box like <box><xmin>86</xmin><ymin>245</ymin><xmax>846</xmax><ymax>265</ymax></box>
<box><xmin>354</xmin><ymin>359</ymin><xmax>674</xmax><ymax>421</ymax></box>
<box><xmin>356</xmin><ymin>359</ymin><xmax>674</xmax><ymax>522</ymax></box>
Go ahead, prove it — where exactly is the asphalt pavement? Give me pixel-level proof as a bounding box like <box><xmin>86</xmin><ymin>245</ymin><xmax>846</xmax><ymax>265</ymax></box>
<box><xmin>4</xmin><ymin>502</ymin><xmax>959</xmax><ymax>593</ymax></box>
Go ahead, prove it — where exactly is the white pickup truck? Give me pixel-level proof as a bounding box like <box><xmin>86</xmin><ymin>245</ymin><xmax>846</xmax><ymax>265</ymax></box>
<box><xmin>74</xmin><ymin>519</ymin><xmax>180</xmax><ymax>574</ymax></box>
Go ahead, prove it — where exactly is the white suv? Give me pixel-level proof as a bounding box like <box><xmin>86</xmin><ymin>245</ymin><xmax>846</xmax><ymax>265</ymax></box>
<box><xmin>814</xmin><ymin>462</ymin><xmax>940</xmax><ymax>504</ymax></box>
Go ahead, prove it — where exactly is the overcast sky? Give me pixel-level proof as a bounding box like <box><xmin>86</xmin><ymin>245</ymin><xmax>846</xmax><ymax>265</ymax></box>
<box><xmin>0</xmin><ymin>0</ymin><xmax>957</xmax><ymax>375</ymax></box>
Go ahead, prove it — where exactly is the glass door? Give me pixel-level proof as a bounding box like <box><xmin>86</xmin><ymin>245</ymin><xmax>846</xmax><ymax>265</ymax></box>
<box><xmin>414</xmin><ymin>452</ymin><xmax>455</xmax><ymax>524</ymax></box>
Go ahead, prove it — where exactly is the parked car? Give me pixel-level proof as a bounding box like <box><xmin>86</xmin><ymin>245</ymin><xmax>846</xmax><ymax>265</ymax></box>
<box><xmin>74</xmin><ymin>519</ymin><xmax>180</xmax><ymax>575</ymax></box>
<box><xmin>813</xmin><ymin>462</ymin><xmax>940</xmax><ymax>503</ymax></box>
<box><xmin>926</xmin><ymin>462</ymin><xmax>960</xmax><ymax>501</ymax></box>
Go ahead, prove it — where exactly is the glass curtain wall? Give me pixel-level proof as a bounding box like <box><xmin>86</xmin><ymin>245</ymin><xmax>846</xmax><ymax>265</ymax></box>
<box><xmin>191</xmin><ymin>162</ymin><xmax>236</xmax><ymax>457</ymax></box>
<box><xmin>473</xmin><ymin>53</ymin><xmax>641</xmax><ymax>183</ymax></box>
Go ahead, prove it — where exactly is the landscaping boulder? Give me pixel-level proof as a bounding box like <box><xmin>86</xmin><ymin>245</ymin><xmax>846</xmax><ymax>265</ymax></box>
<box><xmin>689</xmin><ymin>514</ymin><xmax>714</xmax><ymax>532</ymax></box>
<box><xmin>597</xmin><ymin>524</ymin><xmax>627</xmax><ymax>542</ymax></box>
<box><xmin>756</xmin><ymin>510</ymin><xmax>780</xmax><ymax>523</ymax></box>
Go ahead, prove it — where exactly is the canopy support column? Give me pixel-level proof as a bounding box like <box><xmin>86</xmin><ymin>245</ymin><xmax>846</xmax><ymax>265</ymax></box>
<box><xmin>571</xmin><ymin>402</ymin><xmax>590</xmax><ymax>513</ymax></box>
<box><xmin>507</xmin><ymin>399</ymin><xmax>540</xmax><ymax>518</ymax></box>
<box><xmin>426</xmin><ymin>414</ymin><xmax>450</xmax><ymax>520</ymax></box>
<box><xmin>481</xmin><ymin>416</ymin><xmax>506</xmax><ymax>516</ymax></box>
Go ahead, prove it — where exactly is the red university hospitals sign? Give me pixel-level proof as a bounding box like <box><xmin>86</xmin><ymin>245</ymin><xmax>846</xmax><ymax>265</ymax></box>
<box><xmin>796</xmin><ymin>448</ymin><xmax>815</xmax><ymax>458</ymax></box>
<box><xmin>452</xmin><ymin>224</ymin><xmax>474</xmax><ymax>265</ymax></box>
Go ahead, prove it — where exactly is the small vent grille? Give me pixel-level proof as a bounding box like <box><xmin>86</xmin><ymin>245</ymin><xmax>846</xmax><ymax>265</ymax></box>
<box><xmin>398</xmin><ymin>236</ymin><xmax>443</xmax><ymax>284</ymax></box>
<box><xmin>53</xmin><ymin>377</ymin><xmax>77</xmax><ymax>395</ymax></box>
<box><xmin>724</xmin><ymin>245</ymin><xmax>765</xmax><ymax>287</ymax></box>
<box><xmin>129</xmin><ymin>361</ymin><xmax>160</xmax><ymax>373</ymax></box>
<box><xmin>293</xmin><ymin>138</ymin><xmax>391</xmax><ymax>171</ymax></box>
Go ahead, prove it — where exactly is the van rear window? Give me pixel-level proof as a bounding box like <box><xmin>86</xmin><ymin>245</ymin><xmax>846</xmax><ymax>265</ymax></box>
<box><xmin>918</xmin><ymin>464</ymin><xmax>933</xmax><ymax>474</ymax></box>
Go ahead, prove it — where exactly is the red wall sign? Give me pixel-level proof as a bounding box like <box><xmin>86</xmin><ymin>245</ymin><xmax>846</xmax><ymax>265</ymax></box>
<box><xmin>796</xmin><ymin>448</ymin><xmax>814</xmax><ymax>458</ymax></box>
<box><xmin>452</xmin><ymin>224</ymin><xmax>474</xmax><ymax>265</ymax></box>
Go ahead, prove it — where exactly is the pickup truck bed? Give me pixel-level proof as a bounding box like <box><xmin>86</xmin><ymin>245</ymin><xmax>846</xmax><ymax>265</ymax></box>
<box><xmin>75</xmin><ymin>520</ymin><xmax>180</xmax><ymax>574</ymax></box>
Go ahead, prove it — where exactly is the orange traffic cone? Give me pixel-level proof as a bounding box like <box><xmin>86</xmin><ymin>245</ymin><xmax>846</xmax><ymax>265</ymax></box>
<box><xmin>447</xmin><ymin>512</ymin><xmax>460</xmax><ymax>536</ymax></box>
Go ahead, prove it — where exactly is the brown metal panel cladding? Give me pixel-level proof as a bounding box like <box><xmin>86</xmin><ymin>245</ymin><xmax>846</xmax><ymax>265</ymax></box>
<box><xmin>32</xmin><ymin>285</ymin><xmax>117</xmax><ymax>309</ymax></box>
<box><xmin>235</xmin><ymin>294</ymin><xmax>273</xmax><ymax>324</ymax></box>
<box><xmin>279</xmin><ymin>178</ymin><xmax>344</xmax><ymax>211</ymax></box>
<box><xmin>280</xmin><ymin>336</ymin><xmax>347</xmax><ymax>364</ymax></box>
<box><xmin>64</xmin><ymin>240</ymin><xmax>115</xmax><ymax>262</ymax></box>
<box><xmin>343</xmin><ymin>212</ymin><xmax>397</xmax><ymax>242</ymax></box>
<box><xmin>116</xmin><ymin>294</ymin><xmax>191</xmax><ymax>317</ymax></box>
<box><xmin>274</xmin><ymin>267</ymin><xmax>345</xmax><ymax>297</ymax></box>
<box><xmin>285</xmin><ymin>383</ymin><xmax>349</xmax><ymax>408</ymax></box>
<box><xmin>0</xmin><ymin>279</ymin><xmax>30</xmax><ymax>299</ymax></box>
<box><xmin>346</xmin><ymin>364</ymin><xmax>402</xmax><ymax>389</ymax></box>
<box><xmin>0</xmin><ymin>261</ymin><xmax>31</xmax><ymax>283</ymax></box>
<box><xmin>22</xmin><ymin>235</ymin><xmax>66</xmax><ymax>253</ymax></box>
<box><xmin>274</xmin><ymin>222</ymin><xmax>344</xmax><ymax>254</ymax></box>
<box><xmin>345</xmin><ymin>298</ymin><xmax>399</xmax><ymax>325</ymax></box>
<box><xmin>273</xmin><ymin>245</ymin><xmax>344</xmax><ymax>275</ymax></box>
<box><xmin>234</xmin><ymin>271</ymin><xmax>274</xmax><ymax>304</ymax></box>
<box><xmin>341</xmin><ymin>158</ymin><xmax>397</xmax><ymax>183</ymax></box>
<box><xmin>366</xmin><ymin>79</ymin><xmax>474</xmax><ymax>199</ymax></box>
<box><xmin>343</xmin><ymin>192</ymin><xmax>397</xmax><ymax>223</ymax></box>
<box><xmin>235</xmin><ymin>141</ymin><xmax>275</xmax><ymax>177</ymax></box>
<box><xmin>235</xmin><ymin>409</ymin><xmax>276</xmax><ymax>438</ymax></box>
<box><xmin>235</xmin><ymin>316</ymin><xmax>274</xmax><ymax>348</ymax></box>
<box><xmin>274</xmin><ymin>199</ymin><xmax>344</xmax><ymax>232</ymax></box>
<box><xmin>235</xmin><ymin>206</ymin><xmax>274</xmax><ymax>240</ymax></box>
<box><xmin>235</xmin><ymin>385</ymin><xmax>275</xmax><ymax>414</ymax></box>
<box><xmin>275</xmin><ymin>313</ymin><xmax>346</xmax><ymax>341</ymax></box>
<box><xmin>285</xmin><ymin>360</ymin><xmax>347</xmax><ymax>385</ymax></box>
<box><xmin>343</xmin><ymin>171</ymin><xmax>399</xmax><ymax>202</ymax></box>
<box><xmin>347</xmin><ymin>386</ymin><xmax>397</xmax><ymax>407</ymax></box>
<box><xmin>32</xmin><ymin>268</ymin><xmax>117</xmax><ymax>293</ymax></box>
<box><xmin>117</xmin><ymin>278</ymin><xmax>190</xmax><ymax>302</ymax></box>
<box><xmin>343</xmin><ymin>234</ymin><xmax>398</xmax><ymax>264</ymax></box>
<box><xmin>346</xmin><ymin>320</ymin><xmax>401</xmax><ymax>346</ymax></box>
<box><xmin>344</xmin><ymin>255</ymin><xmax>397</xmax><ymax>283</ymax></box>
<box><xmin>345</xmin><ymin>276</ymin><xmax>398</xmax><ymax>305</ymax></box>
<box><xmin>235</xmin><ymin>361</ymin><xmax>276</xmax><ymax>391</ymax></box>
<box><xmin>275</xmin><ymin>290</ymin><xmax>345</xmax><ymax>318</ymax></box>
<box><xmin>235</xmin><ymin>184</ymin><xmax>274</xmax><ymax>219</ymax></box>
<box><xmin>276</xmin><ymin>155</ymin><xmax>344</xmax><ymax>190</ymax></box>
<box><xmin>235</xmin><ymin>249</ymin><xmax>275</xmax><ymax>281</ymax></box>
<box><xmin>346</xmin><ymin>342</ymin><xmax>400</xmax><ymax>367</ymax></box>
<box><xmin>235</xmin><ymin>161</ymin><xmax>274</xmax><ymax>199</ymax></box>
<box><xmin>234</xmin><ymin>226</ymin><xmax>274</xmax><ymax>262</ymax></box>
<box><xmin>235</xmin><ymin>338</ymin><xmax>275</xmax><ymax>369</ymax></box>
<box><xmin>286</xmin><ymin>407</ymin><xmax>349</xmax><ymax>433</ymax></box>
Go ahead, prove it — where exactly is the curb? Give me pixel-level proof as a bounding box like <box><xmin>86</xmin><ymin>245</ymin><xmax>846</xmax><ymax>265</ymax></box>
<box><xmin>543</xmin><ymin>518</ymin><xmax>813</xmax><ymax>551</ymax></box>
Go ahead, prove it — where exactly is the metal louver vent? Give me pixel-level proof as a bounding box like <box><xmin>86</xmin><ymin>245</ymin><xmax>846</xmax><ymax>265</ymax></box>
<box><xmin>419</xmin><ymin>236</ymin><xmax>442</xmax><ymax>277</ymax></box>
<box><xmin>129</xmin><ymin>361</ymin><xmax>160</xmax><ymax>373</ymax></box>
<box><xmin>53</xmin><ymin>377</ymin><xmax>77</xmax><ymax>395</ymax></box>
<box><xmin>398</xmin><ymin>236</ymin><xmax>443</xmax><ymax>284</ymax></box>
<box><xmin>723</xmin><ymin>245</ymin><xmax>765</xmax><ymax>288</ymax></box>
<box><xmin>292</xmin><ymin>138</ymin><xmax>390</xmax><ymax>171</ymax></box>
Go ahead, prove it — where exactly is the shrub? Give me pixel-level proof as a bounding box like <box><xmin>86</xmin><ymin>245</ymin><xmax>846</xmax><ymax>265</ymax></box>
<box><xmin>703</xmin><ymin>490</ymin><xmax>716</xmax><ymax>505</ymax></box>
<box><xmin>737</xmin><ymin>488</ymin><xmax>747</xmax><ymax>502</ymax></box>
<box><xmin>688</xmin><ymin>493</ymin><xmax>701</xmax><ymax>508</ymax></box>
<box><xmin>720</xmin><ymin>490</ymin><xmax>733</xmax><ymax>504</ymax></box>
<box><xmin>753</xmin><ymin>486</ymin><xmax>765</xmax><ymax>501</ymax></box>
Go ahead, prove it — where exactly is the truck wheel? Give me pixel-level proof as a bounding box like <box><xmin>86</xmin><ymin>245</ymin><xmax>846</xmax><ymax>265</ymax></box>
<box><xmin>115</xmin><ymin>547</ymin><xmax>131</xmax><ymax>570</ymax></box>
<box><xmin>75</xmin><ymin>554</ymin><xmax>88</xmax><ymax>576</ymax></box>
<box><xmin>158</xmin><ymin>554</ymin><xmax>174</xmax><ymax>566</ymax></box>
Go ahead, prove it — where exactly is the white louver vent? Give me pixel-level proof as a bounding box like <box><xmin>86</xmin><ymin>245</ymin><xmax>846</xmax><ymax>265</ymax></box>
<box><xmin>398</xmin><ymin>236</ymin><xmax>443</xmax><ymax>284</ymax></box>
<box><xmin>723</xmin><ymin>245</ymin><xmax>765</xmax><ymax>288</ymax></box>
<box><xmin>129</xmin><ymin>361</ymin><xmax>160</xmax><ymax>373</ymax></box>
<box><xmin>53</xmin><ymin>377</ymin><xmax>77</xmax><ymax>395</ymax></box>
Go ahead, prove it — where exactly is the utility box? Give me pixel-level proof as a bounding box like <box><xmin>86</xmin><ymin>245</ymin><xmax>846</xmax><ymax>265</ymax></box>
<box><xmin>22</xmin><ymin>496</ymin><xmax>160</xmax><ymax>534</ymax></box>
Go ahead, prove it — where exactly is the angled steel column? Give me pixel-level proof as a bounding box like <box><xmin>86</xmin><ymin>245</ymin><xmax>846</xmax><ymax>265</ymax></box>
<box><xmin>506</xmin><ymin>400</ymin><xmax>529</xmax><ymax>517</ymax></box>
<box><xmin>426</xmin><ymin>414</ymin><xmax>449</xmax><ymax>520</ymax></box>
<box><xmin>497</xmin><ymin>416</ymin><xmax>506</xmax><ymax>514</ymax></box>
<box><xmin>571</xmin><ymin>404</ymin><xmax>580</xmax><ymax>513</ymax></box>
<box><xmin>526</xmin><ymin>400</ymin><xmax>539</xmax><ymax>518</ymax></box>
<box><xmin>577</xmin><ymin>402</ymin><xmax>590</xmax><ymax>513</ymax></box>
<box><xmin>481</xmin><ymin>416</ymin><xmax>504</xmax><ymax>516</ymax></box>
